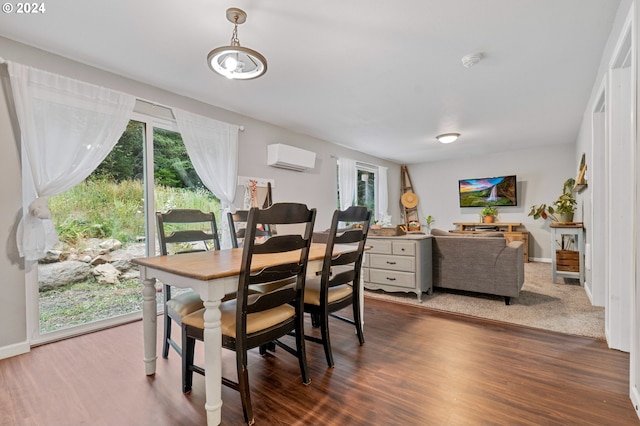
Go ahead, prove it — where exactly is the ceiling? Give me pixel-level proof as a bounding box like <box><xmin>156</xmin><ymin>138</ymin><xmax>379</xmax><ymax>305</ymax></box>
<box><xmin>0</xmin><ymin>0</ymin><xmax>621</xmax><ymax>164</ymax></box>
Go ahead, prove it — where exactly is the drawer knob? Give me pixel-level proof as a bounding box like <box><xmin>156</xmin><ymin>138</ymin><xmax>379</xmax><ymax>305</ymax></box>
<box><xmin>386</xmin><ymin>277</ymin><xmax>396</xmax><ymax>281</ymax></box>
<box><xmin>386</xmin><ymin>261</ymin><xmax>396</xmax><ymax>265</ymax></box>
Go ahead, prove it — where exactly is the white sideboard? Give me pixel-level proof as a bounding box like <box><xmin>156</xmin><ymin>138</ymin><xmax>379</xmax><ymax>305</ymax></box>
<box><xmin>363</xmin><ymin>234</ymin><xmax>432</xmax><ymax>302</ymax></box>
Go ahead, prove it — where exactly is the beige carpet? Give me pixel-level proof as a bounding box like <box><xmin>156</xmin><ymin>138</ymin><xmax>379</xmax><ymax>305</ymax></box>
<box><xmin>364</xmin><ymin>262</ymin><xmax>605</xmax><ymax>339</ymax></box>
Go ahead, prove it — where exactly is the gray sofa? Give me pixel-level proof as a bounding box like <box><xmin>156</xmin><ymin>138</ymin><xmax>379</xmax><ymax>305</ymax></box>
<box><xmin>430</xmin><ymin>229</ymin><xmax>525</xmax><ymax>305</ymax></box>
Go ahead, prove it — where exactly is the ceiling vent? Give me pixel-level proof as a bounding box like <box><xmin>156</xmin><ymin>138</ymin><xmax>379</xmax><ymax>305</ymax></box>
<box><xmin>267</xmin><ymin>144</ymin><xmax>316</xmax><ymax>172</ymax></box>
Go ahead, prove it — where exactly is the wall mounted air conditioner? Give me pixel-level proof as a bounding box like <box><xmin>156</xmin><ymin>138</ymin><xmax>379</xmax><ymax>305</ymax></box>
<box><xmin>267</xmin><ymin>144</ymin><xmax>316</xmax><ymax>172</ymax></box>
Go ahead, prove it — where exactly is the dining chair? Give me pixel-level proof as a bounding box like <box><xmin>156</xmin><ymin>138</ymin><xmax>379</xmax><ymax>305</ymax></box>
<box><xmin>156</xmin><ymin>208</ymin><xmax>220</xmax><ymax>359</ymax></box>
<box><xmin>227</xmin><ymin>209</ymin><xmax>272</xmax><ymax>249</ymax></box>
<box><xmin>229</xmin><ymin>210</ymin><xmax>296</xmax><ymax>296</ymax></box>
<box><xmin>303</xmin><ymin>206</ymin><xmax>370</xmax><ymax>367</ymax></box>
<box><xmin>181</xmin><ymin>202</ymin><xmax>316</xmax><ymax>425</ymax></box>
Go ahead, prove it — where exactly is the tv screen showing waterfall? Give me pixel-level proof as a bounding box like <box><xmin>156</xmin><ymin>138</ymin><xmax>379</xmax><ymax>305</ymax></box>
<box><xmin>458</xmin><ymin>175</ymin><xmax>517</xmax><ymax>207</ymax></box>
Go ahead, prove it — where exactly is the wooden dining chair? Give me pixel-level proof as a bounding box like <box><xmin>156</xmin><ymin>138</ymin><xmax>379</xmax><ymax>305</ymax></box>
<box><xmin>181</xmin><ymin>202</ymin><xmax>316</xmax><ymax>425</ymax></box>
<box><xmin>227</xmin><ymin>209</ymin><xmax>272</xmax><ymax>249</ymax></box>
<box><xmin>303</xmin><ymin>206</ymin><xmax>370</xmax><ymax>367</ymax></box>
<box><xmin>229</xmin><ymin>210</ymin><xmax>296</xmax><ymax>296</ymax></box>
<box><xmin>156</xmin><ymin>209</ymin><xmax>220</xmax><ymax>359</ymax></box>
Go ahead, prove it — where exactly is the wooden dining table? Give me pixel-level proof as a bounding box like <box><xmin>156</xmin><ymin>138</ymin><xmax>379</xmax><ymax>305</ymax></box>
<box><xmin>132</xmin><ymin>242</ymin><xmax>364</xmax><ymax>425</ymax></box>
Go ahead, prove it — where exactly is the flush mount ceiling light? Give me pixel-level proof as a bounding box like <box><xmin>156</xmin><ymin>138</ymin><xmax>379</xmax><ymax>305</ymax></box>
<box><xmin>207</xmin><ymin>8</ymin><xmax>267</xmax><ymax>80</ymax></box>
<box><xmin>436</xmin><ymin>133</ymin><xmax>460</xmax><ymax>144</ymax></box>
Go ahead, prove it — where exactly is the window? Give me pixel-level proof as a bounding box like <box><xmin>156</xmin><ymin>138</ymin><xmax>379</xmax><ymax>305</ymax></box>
<box><xmin>357</xmin><ymin>165</ymin><xmax>376</xmax><ymax>214</ymax></box>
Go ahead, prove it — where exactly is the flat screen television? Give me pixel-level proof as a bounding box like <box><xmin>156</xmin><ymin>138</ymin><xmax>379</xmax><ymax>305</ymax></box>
<box><xmin>459</xmin><ymin>175</ymin><xmax>517</xmax><ymax>207</ymax></box>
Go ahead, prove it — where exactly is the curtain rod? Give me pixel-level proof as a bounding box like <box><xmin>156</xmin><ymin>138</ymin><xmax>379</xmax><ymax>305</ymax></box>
<box><xmin>135</xmin><ymin>97</ymin><xmax>244</xmax><ymax>131</ymax></box>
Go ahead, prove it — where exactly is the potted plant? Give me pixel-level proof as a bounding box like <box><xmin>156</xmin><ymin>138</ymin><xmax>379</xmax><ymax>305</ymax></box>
<box><xmin>528</xmin><ymin>178</ymin><xmax>577</xmax><ymax>223</ymax></box>
<box><xmin>424</xmin><ymin>215</ymin><xmax>435</xmax><ymax>234</ymax></box>
<box><xmin>480</xmin><ymin>206</ymin><xmax>498</xmax><ymax>223</ymax></box>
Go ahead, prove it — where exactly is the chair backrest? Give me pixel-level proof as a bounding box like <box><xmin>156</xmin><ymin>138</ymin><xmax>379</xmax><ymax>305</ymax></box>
<box><xmin>156</xmin><ymin>209</ymin><xmax>220</xmax><ymax>255</ymax></box>
<box><xmin>227</xmin><ymin>209</ymin><xmax>272</xmax><ymax>249</ymax></box>
<box><xmin>319</xmin><ymin>206</ymin><xmax>371</xmax><ymax>294</ymax></box>
<box><xmin>236</xmin><ymin>203</ymin><xmax>316</xmax><ymax>334</ymax></box>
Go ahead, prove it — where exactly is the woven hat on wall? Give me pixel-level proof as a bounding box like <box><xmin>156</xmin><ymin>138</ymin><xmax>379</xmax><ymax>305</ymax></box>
<box><xmin>401</xmin><ymin>192</ymin><xmax>419</xmax><ymax>209</ymax></box>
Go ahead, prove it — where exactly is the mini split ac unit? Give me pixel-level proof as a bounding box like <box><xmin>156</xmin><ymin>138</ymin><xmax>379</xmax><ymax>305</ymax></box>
<box><xmin>267</xmin><ymin>144</ymin><xmax>316</xmax><ymax>172</ymax></box>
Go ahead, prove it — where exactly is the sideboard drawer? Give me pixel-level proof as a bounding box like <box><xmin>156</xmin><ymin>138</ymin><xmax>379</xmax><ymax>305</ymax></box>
<box><xmin>367</xmin><ymin>239</ymin><xmax>392</xmax><ymax>254</ymax></box>
<box><xmin>369</xmin><ymin>254</ymin><xmax>415</xmax><ymax>272</ymax></box>
<box><xmin>368</xmin><ymin>269</ymin><xmax>415</xmax><ymax>289</ymax></box>
<box><xmin>392</xmin><ymin>241</ymin><xmax>415</xmax><ymax>256</ymax></box>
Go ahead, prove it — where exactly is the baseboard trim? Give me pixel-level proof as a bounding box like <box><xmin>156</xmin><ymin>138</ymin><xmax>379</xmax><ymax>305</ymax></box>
<box><xmin>529</xmin><ymin>257</ymin><xmax>551</xmax><ymax>263</ymax></box>
<box><xmin>0</xmin><ymin>340</ymin><xmax>30</xmax><ymax>360</ymax></box>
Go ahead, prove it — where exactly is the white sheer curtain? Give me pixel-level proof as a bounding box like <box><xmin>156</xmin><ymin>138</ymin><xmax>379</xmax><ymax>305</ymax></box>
<box><xmin>8</xmin><ymin>62</ymin><xmax>136</xmax><ymax>261</ymax></box>
<box><xmin>377</xmin><ymin>166</ymin><xmax>389</xmax><ymax>220</ymax></box>
<box><xmin>173</xmin><ymin>108</ymin><xmax>239</xmax><ymax>249</ymax></box>
<box><xmin>337</xmin><ymin>158</ymin><xmax>356</xmax><ymax>210</ymax></box>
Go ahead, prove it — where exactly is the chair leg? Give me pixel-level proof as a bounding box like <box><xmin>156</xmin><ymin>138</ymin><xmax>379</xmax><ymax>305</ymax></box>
<box><xmin>319</xmin><ymin>310</ymin><xmax>334</xmax><ymax>368</ymax></box>
<box><xmin>182</xmin><ymin>326</ymin><xmax>195</xmax><ymax>394</ymax></box>
<box><xmin>311</xmin><ymin>313</ymin><xmax>320</xmax><ymax>328</ymax></box>
<box><xmin>236</xmin><ymin>350</ymin><xmax>254</xmax><ymax>425</ymax></box>
<box><xmin>295</xmin><ymin>313</ymin><xmax>312</xmax><ymax>384</ymax></box>
<box><xmin>162</xmin><ymin>310</ymin><xmax>171</xmax><ymax>359</ymax></box>
<box><xmin>352</xmin><ymin>297</ymin><xmax>365</xmax><ymax>345</ymax></box>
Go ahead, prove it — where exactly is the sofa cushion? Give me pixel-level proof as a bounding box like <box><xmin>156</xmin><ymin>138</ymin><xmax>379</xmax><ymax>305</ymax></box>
<box><xmin>430</xmin><ymin>228</ymin><xmax>452</xmax><ymax>236</ymax></box>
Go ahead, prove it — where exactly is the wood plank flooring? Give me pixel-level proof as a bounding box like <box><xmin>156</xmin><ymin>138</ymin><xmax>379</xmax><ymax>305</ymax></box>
<box><xmin>0</xmin><ymin>297</ymin><xmax>638</xmax><ymax>425</ymax></box>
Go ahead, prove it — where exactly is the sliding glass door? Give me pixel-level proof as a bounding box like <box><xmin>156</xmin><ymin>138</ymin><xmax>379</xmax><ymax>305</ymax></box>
<box><xmin>32</xmin><ymin>112</ymin><xmax>219</xmax><ymax>343</ymax></box>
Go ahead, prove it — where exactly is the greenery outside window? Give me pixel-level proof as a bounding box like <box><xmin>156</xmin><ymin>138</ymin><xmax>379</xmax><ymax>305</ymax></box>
<box><xmin>357</xmin><ymin>164</ymin><xmax>377</xmax><ymax>214</ymax></box>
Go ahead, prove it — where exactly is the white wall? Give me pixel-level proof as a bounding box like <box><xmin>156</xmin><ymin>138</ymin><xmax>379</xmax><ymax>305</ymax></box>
<box><xmin>0</xmin><ymin>66</ymin><xmax>29</xmax><ymax>359</ymax></box>
<box><xmin>408</xmin><ymin>144</ymin><xmax>575</xmax><ymax>260</ymax></box>
<box><xmin>0</xmin><ymin>36</ymin><xmax>402</xmax><ymax>355</ymax></box>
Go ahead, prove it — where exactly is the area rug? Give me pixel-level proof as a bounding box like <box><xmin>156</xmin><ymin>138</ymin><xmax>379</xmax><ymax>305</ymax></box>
<box><xmin>364</xmin><ymin>262</ymin><xmax>605</xmax><ymax>339</ymax></box>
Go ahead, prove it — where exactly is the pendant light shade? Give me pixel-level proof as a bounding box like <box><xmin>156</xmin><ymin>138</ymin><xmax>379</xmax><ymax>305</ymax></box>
<box><xmin>207</xmin><ymin>8</ymin><xmax>267</xmax><ymax>80</ymax></box>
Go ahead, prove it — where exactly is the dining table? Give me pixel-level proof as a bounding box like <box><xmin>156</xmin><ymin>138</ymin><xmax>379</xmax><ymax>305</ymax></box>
<box><xmin>132</xmin><ymin>242</ymin><xmax>365</xmax><ymax>425</ymax></box>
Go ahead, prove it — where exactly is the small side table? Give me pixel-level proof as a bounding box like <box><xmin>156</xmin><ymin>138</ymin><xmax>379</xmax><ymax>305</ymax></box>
<box><xmin>550</xmin><ymin>222</ymin><xmax>585</xmax><ymax>285</ymax></box>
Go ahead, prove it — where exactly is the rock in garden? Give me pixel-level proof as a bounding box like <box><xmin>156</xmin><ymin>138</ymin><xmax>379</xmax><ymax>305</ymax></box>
<box><xmin>99</xmin><ymin>238</ymin><xmax>122</xmax><ymax>252</ymax></box>
<box><xmin>40</xmin><ymin>250</ymin><xmax>62</xmax><ymax>264</ymax></box>
<box><xmin>38</xmin><ymin>260</ymin><xmax>92</xmax><ymax>291</ymax></box>
<box><xmin>90</xmin><ymin>254</ymin><xmax>113</xmax><ymax>265</ymax></box>
<box><xmin>92</xmin><ymin>263</ymin><xmax>121</xmax><ymax>285</ymax></box>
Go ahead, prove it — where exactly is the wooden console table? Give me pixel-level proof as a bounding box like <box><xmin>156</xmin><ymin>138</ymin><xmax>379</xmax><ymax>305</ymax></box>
<box><xmin>451</xmin><ymin>222</ymin><xmax>529</xmax><ymax>263</ymax></box>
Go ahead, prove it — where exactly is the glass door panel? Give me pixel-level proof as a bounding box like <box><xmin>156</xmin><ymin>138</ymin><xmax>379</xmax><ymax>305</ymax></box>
<box><xmin>38</xmin><ymin>120</ymin><xmax>150</xmax><ymax>333</ymax></box>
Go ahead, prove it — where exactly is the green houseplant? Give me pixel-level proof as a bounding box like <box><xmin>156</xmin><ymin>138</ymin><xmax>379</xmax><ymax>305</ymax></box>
<box><xmin>424</xmin><ymin>215</ymin><xmax>435</xmax><ymax>234</ymax></box>
<box><xmin>529</xmin><ymin>178</ymin><xmax>577</xmax><ymax>223</ymax></box>
<box><xmin>480</xmin><ymin>206</ymin><xmax>498</xmax><ymax>223</ymax></box>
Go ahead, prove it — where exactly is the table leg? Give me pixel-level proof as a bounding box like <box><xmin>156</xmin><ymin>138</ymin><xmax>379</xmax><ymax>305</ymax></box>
<box><xmin>202</xmin><ymin>299</ymin><xmax>224</xmax><ymax>425</ymax></box>
<box><xmin>142</xmin><ymin>276</ymin><xmax>157</xmax><ymax>376</ymax></box>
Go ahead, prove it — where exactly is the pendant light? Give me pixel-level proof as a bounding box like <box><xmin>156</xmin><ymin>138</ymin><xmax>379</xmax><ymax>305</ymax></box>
<box><xmin>207</xmin><ymin>8</ymin><xmax>267</xmax><ymax>80</ymax></box>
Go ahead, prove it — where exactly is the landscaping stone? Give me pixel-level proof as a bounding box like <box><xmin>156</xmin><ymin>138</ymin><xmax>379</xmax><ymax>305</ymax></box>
<box><xmin>92</xmin><ymin>263</ymin><xmax>121</xmax><ymax>285</ymax></box>
<box><xmin>38</xmin><ymin>241</ymin><xmax>145</xmax><ymax>290</ymax></box>
<box><xmin>38</xmin><ymin>261</ymin><xmax>92</xmax><ymax>291</ymax></box>
<box><xmin>99</xmin><ymin>238</ymin><xmax>122</xmax><ymax>252</ymax></box>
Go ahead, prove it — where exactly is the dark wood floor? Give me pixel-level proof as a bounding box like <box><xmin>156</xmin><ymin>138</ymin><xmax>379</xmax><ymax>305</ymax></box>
<box><xmin>0</xmin><ymin>297</ymin><xmax>638</xmax><ymax>426</ymax></box>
